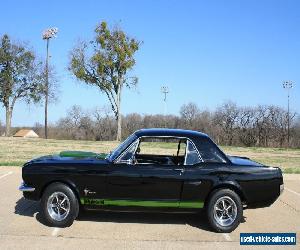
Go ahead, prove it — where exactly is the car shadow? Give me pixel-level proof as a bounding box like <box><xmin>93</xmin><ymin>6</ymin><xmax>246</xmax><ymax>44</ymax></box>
<box><xmin>15</xmin><ymin>197</ymin><xmax>49</xmax><ymax>225</ymax></box>
<box><xmin>15</xmin><ymin>197</ymin><xmax>40</xmax><ymax>217</ymax></box>
<box><xmin>15</xmin><ymin>198</ymin><xmax>246</xmax><ymax>231</ymax></box>
<box><xmin>77</xmin><ymin>209</ymin><xmax>214</xmax><ymax>231</ymax></box>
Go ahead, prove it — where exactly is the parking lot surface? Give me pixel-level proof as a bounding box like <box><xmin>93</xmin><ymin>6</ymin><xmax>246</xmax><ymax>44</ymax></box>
<box><xmin>0</xmin><ymin>167</ymin><xmax>299</xmax><ymax>249</ymax></box>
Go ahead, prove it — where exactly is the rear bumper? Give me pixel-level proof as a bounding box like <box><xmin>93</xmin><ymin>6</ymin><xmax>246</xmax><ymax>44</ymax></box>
<box><xmin>280</xmin><ymin>183</ymin><xmax>284</xmax><ymax>194</ymax></box>
<box><xmin>19</xmin><ymin>182</ymin><xmax>35</xmax><ymax>192</ymax></box>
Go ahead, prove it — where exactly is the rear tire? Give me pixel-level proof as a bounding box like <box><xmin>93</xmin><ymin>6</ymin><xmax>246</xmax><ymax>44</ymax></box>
<box><xmin>41</xmin><ymin>182</ymin><xmax>79</xmax><ymax>227</ymax></box>
<box><xmin>206</xmin><ymin>189</ymin><xmax>243</xmax><ymax>233</ymax></box>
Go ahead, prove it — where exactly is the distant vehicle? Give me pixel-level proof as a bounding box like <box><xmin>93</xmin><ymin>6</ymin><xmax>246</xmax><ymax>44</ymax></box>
<box><xmin>19</xmin><ymin>128</ymin><xmax>284</xmax><ymax>232</ymax></box>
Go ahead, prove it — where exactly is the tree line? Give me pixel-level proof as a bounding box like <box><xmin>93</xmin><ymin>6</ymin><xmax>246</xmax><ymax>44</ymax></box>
<box><xmin>2</xmin><ymin>101</ymin><xmax>297</xmax><ymax>148</ymax></box>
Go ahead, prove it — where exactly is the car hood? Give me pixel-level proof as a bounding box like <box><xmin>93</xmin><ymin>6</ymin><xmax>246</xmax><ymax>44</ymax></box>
<box><xmin>25</xmin><ymin>151</ymin><xmax>108</xmax><ymax>165</ymax></box>
<box><xmin>228</xmin><ymin>155</ymin><xmax>264</xmax><ymax>167</ymax></box>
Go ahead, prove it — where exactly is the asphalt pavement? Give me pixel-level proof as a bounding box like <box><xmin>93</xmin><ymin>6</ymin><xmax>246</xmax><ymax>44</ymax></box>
<box><xmin>0</xmin><ymin>167</ymin><xmax>299</xmax><ymax>250</ymax></box>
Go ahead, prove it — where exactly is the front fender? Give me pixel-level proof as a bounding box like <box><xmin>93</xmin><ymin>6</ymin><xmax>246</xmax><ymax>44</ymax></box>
<box><xmin>40</xmin><ymin>178</ymin><xmax>81</xmax><ymax>201</ymax></box>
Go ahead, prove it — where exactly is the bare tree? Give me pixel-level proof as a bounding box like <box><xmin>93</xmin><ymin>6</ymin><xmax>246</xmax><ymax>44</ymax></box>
<box><xmin>214</xmin><ymin>102</ymin><xmax>240</xmax><ymax>145</ymax></box>
<box><xmin>93</xmin><ymin>106</ymin><xmax>116</xmax><ymax>140</ymax></box>
<box><xmin>180</xmin><ymin>102</ymin><xmax>200</xmax><ymax>129</ymax></box>
<box><xmin>237</xmin><ymin>107</ymin><xmax>257</xmax><ymax>146</ymax></box>
<box><xmin>48</xmin><ymin>102</ymin><xmax>299</xmax><ymax>148</ymax></box>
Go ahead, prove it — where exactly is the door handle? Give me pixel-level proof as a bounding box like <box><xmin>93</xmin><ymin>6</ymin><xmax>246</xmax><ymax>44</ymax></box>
<box><xmin>186</xmin><ymin>181</ymin><xmax>202</xmax><ymax>186</ymax></box>
<box><xmin>174</xmin><ymin>168</ymin><xmax>185</xmax><ymax>175</ymax></box>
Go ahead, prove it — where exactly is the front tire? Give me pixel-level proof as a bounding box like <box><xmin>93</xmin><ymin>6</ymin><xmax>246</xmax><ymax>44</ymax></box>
<box><xmin>41</xmin><ymin>182</ymin><xmax>79</xmax><ymax>227</ymax></box>
<box><xmin>206</xmin><ymin>189</ymin><xmax>243</xmax><ymax>233</ymax></box>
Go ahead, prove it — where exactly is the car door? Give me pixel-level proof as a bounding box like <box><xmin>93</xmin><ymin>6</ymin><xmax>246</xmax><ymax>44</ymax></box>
<box><xmin>180</xmin><ymin>139</ymin><xmax>228</xmax><ymax>208</ymax></box>
<box><xmin>105</xmin><ymin>138</ymin><xmax>184</xmax><ymax>207</ymax></box>
<box><xmin>106</xmin><ymin>162</ymin><xmax>183</xmax><ymax>202</ymax></box>
<box><xmin>179</xmin><ymin>140</ymin><xmax>209</xmax><ymax>208</ymax></box>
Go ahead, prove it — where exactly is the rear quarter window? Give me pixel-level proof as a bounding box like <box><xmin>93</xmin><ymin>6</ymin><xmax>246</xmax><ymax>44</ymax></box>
<box><xmin>195</xmin><ymin>137</ymin><xmax>227</xmax><ymax>163</ymax></box>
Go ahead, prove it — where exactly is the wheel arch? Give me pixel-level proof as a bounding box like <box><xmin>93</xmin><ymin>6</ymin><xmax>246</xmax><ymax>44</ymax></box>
<box><xmin>40</xmin><ymin>179</ymin><xmax>81</xmax><ymax>203</ymax></box>
<box><xmin>204</xmin><ymin>182</ymin><xmax>247</xmax><ymax>207</ymax></box>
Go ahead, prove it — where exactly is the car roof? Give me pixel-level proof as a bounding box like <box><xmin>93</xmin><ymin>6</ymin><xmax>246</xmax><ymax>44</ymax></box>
<box><xmin>134</xmin><ymin>128</ymin><xmax>209</xmax><ymax>139</ymax></box>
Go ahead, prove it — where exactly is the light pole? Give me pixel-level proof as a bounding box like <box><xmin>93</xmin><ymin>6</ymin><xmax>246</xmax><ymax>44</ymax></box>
<box><xmin>282</xmin><ymin>80</ymin><xmax>293</xmax><ymax>147</ymax></box>
<box><xmin>161</xmin><ymin>86</ymin><xmax>169</xmax><ymax>127</ymax></box>
<box><xmin>42</xmin><ymin>27</ymin><xmax>58</xmax><ymax>139</ymax></box>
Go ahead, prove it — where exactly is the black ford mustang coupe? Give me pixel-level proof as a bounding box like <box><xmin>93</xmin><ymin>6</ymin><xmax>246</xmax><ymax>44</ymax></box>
<box><xmin>19</xmin><ymin>129</ymin><xmax>283</xmax><ymax>232</ymax></box>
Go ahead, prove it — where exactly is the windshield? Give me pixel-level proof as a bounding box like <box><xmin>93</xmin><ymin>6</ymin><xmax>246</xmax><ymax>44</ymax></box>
<box><xmin>108</xmin><ymin>133</ymin><xmax>138</xmax><ymax>161</ymax></box>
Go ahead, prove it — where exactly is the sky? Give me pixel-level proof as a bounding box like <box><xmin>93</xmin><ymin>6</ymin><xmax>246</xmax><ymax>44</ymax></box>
<box><xmin>0</xmin><ymin>0</ymin><xmax>299</xmax><ymax>126</ymax></box>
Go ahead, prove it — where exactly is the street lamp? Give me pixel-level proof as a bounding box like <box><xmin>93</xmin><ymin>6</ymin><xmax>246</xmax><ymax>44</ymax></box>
<box><xmin>282</xmin><ymin>80</ymin><xmax>293</xmax><ymax>147</ymax></box>
<box><xmin>42</xmin><ymin>27</ymin><xmax>58</xmax><ymax>139</ymax></box>
<box><xmin>161</xmin><ymin>86</ymin><xmax>169</xmax><ymax>127</ymax></box>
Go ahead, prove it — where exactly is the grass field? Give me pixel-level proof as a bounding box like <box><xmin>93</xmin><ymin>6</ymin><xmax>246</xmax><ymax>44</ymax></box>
<box><xmin>0</xmin><ymin>137</ymin><xmax>299</xmax><ymax>173</ymax></box>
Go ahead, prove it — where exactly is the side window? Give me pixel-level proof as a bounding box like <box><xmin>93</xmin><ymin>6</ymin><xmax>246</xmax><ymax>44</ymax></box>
<box><xmin>117</xmin><ymin>140</ymin><xmax>139</xmax><ymax>164</ymax></box>
<box><xmin>138</xmin><ymin>138</ymin><xmax>180</xmax><ymax>156</ymax></box>
<box><xmin>185</xmin><ymin>140</ymin><xmax>202</xmax><ymax>165</ymax></box>
<box><xmin>135</xmin><ymin>137</ymin><xmax>187</xmax><ymax>165</ymax></box>
<box><xmin>197</xmin><ymin>138</ymin><xmax>227</xmax><ymax>163</ymax></box>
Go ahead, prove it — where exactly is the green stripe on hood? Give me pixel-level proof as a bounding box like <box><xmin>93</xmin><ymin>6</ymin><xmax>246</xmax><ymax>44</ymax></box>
<box><xmin>59</xmin><ymin>151</ymin><xmax>107</xmax><ymax>159</ymax></box>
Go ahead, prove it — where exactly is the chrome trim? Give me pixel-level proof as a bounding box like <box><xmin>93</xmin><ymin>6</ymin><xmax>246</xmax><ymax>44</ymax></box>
<box><xmin>115</xmin><ymin>138</ymin><xmax>140</xmax><ymax>164</ymax></box>
<box><xmin>280</xmin><ymin>184</ymin><xmax>284</xmax><ymax>194</ymax></box>
<box><xmin>186</xmin><ymin>181</ymin><xmax>202</xmax><ymax>186</ymax></box>
<box><xmin>213</xmin><ymin>196</ymin><xmax>237</xmax><ymax>227</ymax></box>
<box><xmin>174</xmin><ymin>168</ymin><xmax>185</xmax><ymax>175</ymax></box>
<box><xmin>19</xmin><ymin>182</ymin><xmax>35</xmax><ymax>192</ymax></box>
<box><xmin>184</xmin><ymin>139</ymin><xmax>203</xmax><ymax>165</ymax></box>
<box><xmin>47</xmin><ymin>191</ymin><xmax>70</xmax><ymax>221</ymax></box>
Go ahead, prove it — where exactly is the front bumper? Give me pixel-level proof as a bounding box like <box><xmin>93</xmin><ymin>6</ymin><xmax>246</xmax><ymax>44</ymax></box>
<box><xmin>19</xmin><ymin>182</ymin><xmax>35</xmax><ymax>192</ymax></box>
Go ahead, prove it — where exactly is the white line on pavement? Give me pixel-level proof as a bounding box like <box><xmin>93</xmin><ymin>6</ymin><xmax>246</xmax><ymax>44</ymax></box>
<box><xmin>286</xmin><ymin>187</ymin><xmax>300</xmax><ymax>197</ymax></box>
<box><xmin>0</xmin><ymin>171</ymin><xmax>13</xmax><ymax>180</ymax></box>
<box><xmin>51</xmin><ymin>227</ymin><xmax>60</xmax><ymax>237</ymax></box>
<box><xmin>223</xmin><ymin>233</ymin><xmax>232</xmax><ymax>241</ymax></box>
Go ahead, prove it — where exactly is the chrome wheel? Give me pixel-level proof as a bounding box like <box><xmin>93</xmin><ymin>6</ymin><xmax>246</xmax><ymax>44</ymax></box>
<box><xmin>47</xmin><ymin>192</ymin><xmax>70</xmax><ymax>221</ymax></box>
<box><xmin>213</xmin><ymin>196</ymin><xmax>237</xmax><ymax>227</ymax></box>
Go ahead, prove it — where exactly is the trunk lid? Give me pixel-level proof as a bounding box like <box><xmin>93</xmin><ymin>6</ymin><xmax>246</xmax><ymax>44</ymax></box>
<box><xmin>228</xmin><ymin>155</ymin><xmax>264</xmax><ymax>167</ymax></box>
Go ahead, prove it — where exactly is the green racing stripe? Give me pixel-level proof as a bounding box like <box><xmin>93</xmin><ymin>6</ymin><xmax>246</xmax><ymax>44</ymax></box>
<box><xmin>59</xmin><ymin>151</ymin><xmax>107</xmax><ymax>159</ymax></box>
<box><xmin>80</xmin><ymin>198</ymin><xmax>204</xmax><ymax>208</ymax></box>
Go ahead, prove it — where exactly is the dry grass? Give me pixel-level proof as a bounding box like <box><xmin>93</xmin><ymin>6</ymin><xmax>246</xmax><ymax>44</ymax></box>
<box><xmin>0</xmin><ymin>137</ymin><xmax>117</xmax><ymax>166</ymax></box>
<box><xmin>0</xmin><ymin>137</ymin><xmax>299</xmax><ymax>173</ymax></box>
<box><xmin>221</xmin><ymin>146</ymin><xmax>300</xmax><ymax>172</ymax></box>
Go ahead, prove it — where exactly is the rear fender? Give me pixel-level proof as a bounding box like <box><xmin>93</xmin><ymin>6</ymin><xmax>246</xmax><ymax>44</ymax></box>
<box><xmin>205</xmin><ymin>181</ymin><xmax>247</xmax><ymax>206</ymax></box>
